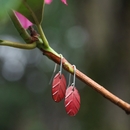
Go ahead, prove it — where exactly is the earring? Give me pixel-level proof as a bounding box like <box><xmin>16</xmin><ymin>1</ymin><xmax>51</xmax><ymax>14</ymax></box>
<box><xmin>64</xmin><ymin>65</ymin><xmax>81</xmax><ymax>116</ymax></box>
<box><xmin>51</xmin><ymin>54</ymin><xmax>67</xmax><ymax>102</ymax></box>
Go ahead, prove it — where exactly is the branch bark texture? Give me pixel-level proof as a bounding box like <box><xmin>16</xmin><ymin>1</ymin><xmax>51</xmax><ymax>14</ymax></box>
<box><xmin>41</xmin><ymin>49</ymin><xmax>130</xmax><ymax>114</ymax></box>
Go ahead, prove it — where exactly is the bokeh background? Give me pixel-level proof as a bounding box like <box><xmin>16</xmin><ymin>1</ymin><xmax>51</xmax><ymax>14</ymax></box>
<box><xmin>0</xmin><ymin>0</ymin><xmax>130</xmax><ymax>130</ymax></box>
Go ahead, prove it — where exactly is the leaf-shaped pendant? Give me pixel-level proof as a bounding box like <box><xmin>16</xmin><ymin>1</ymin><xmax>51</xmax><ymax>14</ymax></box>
<box><xmin>52</xmin><ymin>72</ymin><xmax>67</xmax><ymax>102</ymax></box>
<box><xmin>65</xmin><ymin>86</ymin><xmax>80</xmax><ymax>116</ymax></box>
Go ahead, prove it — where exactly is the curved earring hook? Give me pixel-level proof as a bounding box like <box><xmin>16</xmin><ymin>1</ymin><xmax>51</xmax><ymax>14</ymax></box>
<box><xmin>59</xmin><ymin>54</ymin><xmax>63</xmax><ymax>76</ymax></box>
<box><xmin>71</xmin><ymin>65</ymin><xmax>76</xmax><ymax>88</ymax></box>
<box><xmin>49</xmin><ymin>63</ymin><xmax>58</xmax><ymax>84</ymax></box>
<box><xmin>67</xmin><ymin>73</ymin><xmax>72</xmax><ymax>87</ymax></box>
<box><xmin>49</xmin><ymin>54</ymin><xmax>63</xmax><ymax>84</ymax></box>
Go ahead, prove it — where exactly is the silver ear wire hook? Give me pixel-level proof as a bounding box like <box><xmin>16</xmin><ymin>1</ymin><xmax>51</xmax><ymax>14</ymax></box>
<box><xmin>59</xmin><ymin>54</ymin><xmax>63</xmax><ymax>77</ymax></box>
<box><xmin>49</xmin><ymin>54</ymin><xmax>63</xmax><ymax>84</ymax></box>
<box><xmin>71</xmin><ymin>65</ymin><xmax>76</xmax><ymax>89</ymax></box>
<box><xmin>67</xmin><ymin>73</ymin><xmax>72</xmax><ymax>87</ymax></box>
<box><xmin>49</xmin><ymin>63</ymin><xmax>57</xmax><ymax>84</ymax></box>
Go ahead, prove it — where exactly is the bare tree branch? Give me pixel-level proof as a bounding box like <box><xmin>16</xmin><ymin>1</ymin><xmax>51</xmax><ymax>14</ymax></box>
<box><xmin>41</xmin><ymin>49</ymin><xmax>130</xmax><ymax>114</ymax></box>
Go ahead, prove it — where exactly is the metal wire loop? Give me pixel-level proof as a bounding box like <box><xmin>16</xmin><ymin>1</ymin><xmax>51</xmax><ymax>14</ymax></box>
<box><xmin>71</xmin><ymin>65</ymin><xmax>76</xmax><ymax>88</ymax></box>
<box><xmin>59</xmin><ymin>54</ymin><xmax>63</xmax><ymax>76</ymax></box>
<box><xmin>67</xmin><ymin>73</ymin><xmax>72</xmax><ymax>87</ymax></box>
<box><xmin>49</xmin><ymin>63</ymin><xmax>58</xmax><ymax>84</ymax></box>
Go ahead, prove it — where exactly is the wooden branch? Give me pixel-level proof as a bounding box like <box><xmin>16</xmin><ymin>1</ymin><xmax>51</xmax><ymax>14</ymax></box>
<box><xmin>41</xmin><ymin>49</ymin><xmax>130</xmax><ymax>114</ymax></box>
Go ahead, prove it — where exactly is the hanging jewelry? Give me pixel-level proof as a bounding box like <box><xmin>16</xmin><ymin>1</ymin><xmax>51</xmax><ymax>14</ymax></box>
<box><xmin>51</xmin><ymin>54</ymin><xmax>67</xmax><ymax>102</ymax></box>
<box><xmin>65</xmin><ymin>65</ymin><xmax>81</xmax><ymax>116</ymax></box>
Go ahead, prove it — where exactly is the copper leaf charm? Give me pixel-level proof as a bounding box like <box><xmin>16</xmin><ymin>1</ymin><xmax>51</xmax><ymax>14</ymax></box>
<box><xmin>52</xmin><ymin>72</ymin><xmax>66</xmax><ymax>102</ymax></box>
<box><xmin>65</xmin><ymin>86</ymin><xmax>80</xmax><ymax>116</ymax></box>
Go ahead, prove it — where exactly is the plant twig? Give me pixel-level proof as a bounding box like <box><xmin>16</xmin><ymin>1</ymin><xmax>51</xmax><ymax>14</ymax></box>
<box><xmin>41</xmin><ymin>48</ymin><xmax>130</xmax><ymax>114</ymax></box>
<box><xmin>0</xmin><ymin>40</ymin><xmax>36</xmax><ymax>49</ymax></box>
<box><xmin>7</xmin><ymin>1</ymin><xmax>130</xmax><ymax>114</ymax></box>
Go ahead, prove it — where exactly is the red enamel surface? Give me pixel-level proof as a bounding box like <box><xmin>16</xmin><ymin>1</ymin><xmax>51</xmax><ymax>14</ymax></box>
<box><xmin>65</xmin><ymin>86</ymin><xmax>80</xmax><ymax>116</ymax></box>
<box><xmin>52</xmin><ymin>73</ymin><xmax>66</xmax><ymax>102</ymax></box>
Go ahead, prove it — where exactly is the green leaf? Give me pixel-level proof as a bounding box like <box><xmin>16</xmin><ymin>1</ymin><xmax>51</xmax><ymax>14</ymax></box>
<box><xmin>15</xmin><ymin>0</ymin><xmax>44</xmax><ymax>24</ymax></box>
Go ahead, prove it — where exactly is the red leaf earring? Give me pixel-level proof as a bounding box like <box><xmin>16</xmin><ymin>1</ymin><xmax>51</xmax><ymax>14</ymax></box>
<box><xmin>65</xmin><ymin>65</ymin><xmax>80</xmax><ymax>116</ymax></box>
<box><xmin>51</xmin><ymin>54</ymin><xmax>67</xmax><ymax>102</ymax></box>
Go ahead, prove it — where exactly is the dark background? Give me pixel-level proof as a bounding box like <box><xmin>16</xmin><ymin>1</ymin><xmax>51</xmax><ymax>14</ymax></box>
<box><xmin>0</xmin><ymin>0</ymin><xmax>130</xmax><ymax>130</ymax></box>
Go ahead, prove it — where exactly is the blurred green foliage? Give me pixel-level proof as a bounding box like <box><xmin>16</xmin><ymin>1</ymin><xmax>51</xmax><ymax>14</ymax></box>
<box><xmin>15</xmin><ymin>0</ymin><xmax>44</xmax><ymax>24</ymax></box>
<box><xmin>0</xmin><ymin>0</ymin><xmax>130</xmax><ymax>130</ymax></box>
<box><xmin>0</xmin><ymin>0</ymin><xmax>20</xmax><ymax>22</ymax></box>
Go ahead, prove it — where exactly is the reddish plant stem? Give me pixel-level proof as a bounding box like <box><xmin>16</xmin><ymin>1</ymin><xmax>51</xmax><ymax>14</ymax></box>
<box><xmin>42</xmin><ymin>49</ymin><xmax>130</xmax><ymax>114</ymax></box>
